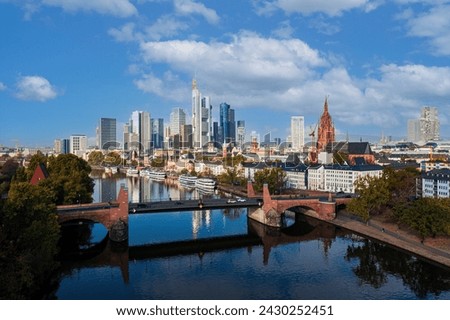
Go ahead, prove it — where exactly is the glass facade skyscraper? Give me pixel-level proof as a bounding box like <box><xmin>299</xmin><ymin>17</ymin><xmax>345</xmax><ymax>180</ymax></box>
<box><xmin>99</xmin><ymin>118</ymin><xmax>117</xmax><ymax>150</ymax></box>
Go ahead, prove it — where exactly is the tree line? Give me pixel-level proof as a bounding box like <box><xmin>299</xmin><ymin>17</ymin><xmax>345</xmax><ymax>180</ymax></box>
<box><xmin>0</xmin><ymin>153</ymin><xmax>93</xmax><ymax>299</ymax></box>
<box><xmin>347</xmin><ymin>167</ymin><xmax>450</xmax><ymax>239</ymax></box>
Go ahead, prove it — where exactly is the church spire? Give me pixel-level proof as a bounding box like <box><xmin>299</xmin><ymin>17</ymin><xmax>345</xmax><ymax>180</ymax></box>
<box><xmin>323</xmin><ymin>96</ymin><xmax>329</xmax><ymax>113</ymax></box>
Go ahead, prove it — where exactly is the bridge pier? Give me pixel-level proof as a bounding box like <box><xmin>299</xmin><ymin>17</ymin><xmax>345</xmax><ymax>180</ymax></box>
<box><xmin>247</xmin><ymin>182</ymin><xmax>338</xmax><ymax>228</ymax></box>
<box><xmin>109</xmin><ymin>186</ymin><xmax>129</xmax><ymax>242</ymax></box>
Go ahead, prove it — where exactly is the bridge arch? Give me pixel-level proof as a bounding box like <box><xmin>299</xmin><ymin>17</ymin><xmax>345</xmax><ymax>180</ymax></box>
<box><xmin>57</xmin><ymin>186</ymin><xmax>129</xmax><ymax>242</ymax></box>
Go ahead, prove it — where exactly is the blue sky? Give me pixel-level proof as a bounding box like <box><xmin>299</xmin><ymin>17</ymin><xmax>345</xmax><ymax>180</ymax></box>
<box><xmin>1</xmin><ymin>0</ymin><xmax>450</xmax><ymax>147</ymax></box>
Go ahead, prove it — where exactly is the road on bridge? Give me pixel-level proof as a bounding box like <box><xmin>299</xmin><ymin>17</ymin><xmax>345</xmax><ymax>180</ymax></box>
<box><xmin>128</xmin><ymin>197</ymin><xmax>263</xmax><ymax>214</ymax></box>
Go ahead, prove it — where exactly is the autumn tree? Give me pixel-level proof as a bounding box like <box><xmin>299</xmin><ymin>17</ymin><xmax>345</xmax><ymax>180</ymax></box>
<box><xmin>254</xmin><ymin>167</ymin><xmax>286</xmax><ymax>194</ymax></box>
<box><xmin>88</xmin><ymin>150</ymin><xmax>104</xmax><ymax>166</ymax></box>
<box><xmin>347</xmin><ymin>174</ymin><xmax>391</xmax><ymax>221</ymax></box>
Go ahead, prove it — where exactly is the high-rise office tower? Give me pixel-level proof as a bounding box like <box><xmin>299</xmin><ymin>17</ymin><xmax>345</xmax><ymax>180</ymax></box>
<box><xmin>420</xmin><ymin>106</ymin><xmax>439</xmax><ymax>141</ymax></box>
<box><xmin>192</xmin><ymin>79</ymin><xmax>202</xmax><ymax>148</ymax></box>
<box><xmin>219</xmin><ymin>102</ymin><xmax>236</xmax><ymax>144</ymax></box>
<box><xmin>237</xmin><ymin>120</ymin><xmax>245</xmax><ymax>148</ymax></box>
<box><xmin>201</xmin><ymin>96</ymin><xmax>212</xmax><ymax>143</ymax></box>
<box><xmin>54</xmin><ymin>139</ymin><xmax>62</xmax><ymax>154</ymax></box>
<box><xmin>170</xmin><ymin>107</ymin><xmax>186</xmax><ymax>136</ymax></box>
<box><xmin>99</xmin><ymin>118</ymin><xmax>117</xmax><ymax>150</ymax></box>
<box><xmin>151</xmin><ymin>118</ymin><xmax>164</xmax><ymax>149</ymax></box>
<box><xmin>407</xmin><ymin>119</ymin><xmax>421</xmax><ymax>143</ymax></box>
<box><xmin>127</xmin><ymin>111</ymin><xmax>151</xmax><ymax>155</ymax></box>
<box><xmin>181</xmin><ymin>124</ymin><xmax>193</xmax><ymax>149</ymax></box>
<box><xmin>291</xmin><ymin>116</ymin><xmax>305</xmax><ymax>151</ymax></box>
<box><xmin>407</xmin><ymin>106</ymin><xmax>440</xmax><ymax>143</ymax></box>
<box><xmin>191</xmin><ymin>79</ymin><xmax>211</xmax><ymax>149</ymax></box>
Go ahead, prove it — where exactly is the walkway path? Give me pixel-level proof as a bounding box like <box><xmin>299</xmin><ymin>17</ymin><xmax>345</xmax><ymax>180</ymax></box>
<box><xmin>314</xmin><ymin>211</ymin><xmax>450</xmax><ymax>269</ymax></box>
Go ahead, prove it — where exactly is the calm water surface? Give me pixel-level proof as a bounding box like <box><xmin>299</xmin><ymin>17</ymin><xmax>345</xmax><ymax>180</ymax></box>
<box><xmin>55</xmin><ymin>175</ymin><xmax>450</xmax><ymax>300</ymax></box>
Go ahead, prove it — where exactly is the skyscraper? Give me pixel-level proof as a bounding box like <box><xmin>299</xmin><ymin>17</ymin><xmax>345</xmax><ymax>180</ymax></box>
<box><xmin>291</xmin><ymin>116</ymin><xmax>305</xmax><ymax>151</ymax></box>
<box><xmin>170</xmin><ymin>107</ymin><xmax>186</xmax><ymax>136</ymax></box>
<box><xmin>407</xmin><ymin>119</ymin><xmax>421</xmax><ymax>143</ymax></box>
<box><xmin>151</xmin><ymin>118</ymin><xmax>164</xmax><ymax>149</ymax></box>
<box><xmin>192</xmin><ymin>79</ymin><xmax>202</xmax><ymax>148</ymax></box>
<box><xmin>126</xmin><ymin>111</ymin><xmax>151</xmax><ymax>155</ymax></box>
<box><xmin>99</xmin><ymin>118</ymin><xmax>117</xmax><ymax>150</ymax></box>
<box><xmin>237</xmin><ymin>120</ymin><xmax>245</xmax><ymax>148</ymax></box>
<box><xmin>420</xmin><ymin>106</ymin><xmax>439</xmax><ymax>142</ymax></box>
<box><xmin>219</xmin><ymin>102</ymin><xmax>236</xmax><ymax>144</ymax></box>
<box><xmin>407</xmin><ymin>106</ymin><xmax>440</xmax><ymax>143</ymax></box>
<box><xmin>191</xmin><ymin>79</ymin><xmax>211</xmax><ymax>148</ymax></box>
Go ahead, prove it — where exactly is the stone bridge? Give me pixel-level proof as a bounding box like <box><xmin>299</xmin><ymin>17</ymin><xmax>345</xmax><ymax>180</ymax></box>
<box><xmin>247</xmin><ymin>181</ymin><xmax>351</xmax><ymax>227</ymax></box>
<box><xmin>57</xmin><ymin>186</ymin><xmax>129</xmax><ymax>242</ymax></box>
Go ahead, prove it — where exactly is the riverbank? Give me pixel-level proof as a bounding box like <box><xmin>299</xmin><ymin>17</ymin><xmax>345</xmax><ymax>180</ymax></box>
<box><xmin>317</xmin><ymin>210</ymin><xmax>450</xmax><ymax>269</ymax></box>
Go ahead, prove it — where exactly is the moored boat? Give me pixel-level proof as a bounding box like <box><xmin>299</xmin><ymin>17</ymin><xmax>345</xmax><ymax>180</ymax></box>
<box><xmin>126</xmin><ymin>167</ymin><xmax>139</xmax><ymax>176</ymax></box>
<box><xmin>179</xmin><ymin>174</ymin><xmax>197</xmax><ymax>188</ymax></box>
<box><xmin>148</xmin><ymin>170</ymin><xmax>166</xmax><ymax>180</ymax></box>
<box><xmin>195</xmin><ymin>178</ymin><xmax>216</xmax><ymax>191</ymax></box>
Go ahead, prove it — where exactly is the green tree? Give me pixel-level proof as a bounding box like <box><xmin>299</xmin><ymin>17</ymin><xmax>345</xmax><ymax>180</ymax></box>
<box><xmin>105</xmin><ymin>152</ymin><xmax>121</xmax><ymax>166</ymax></box>
<box><xmin>394</xmin><ymin>198</ymin><xmax>450</xmax><ymax>239</ymax></box>
<box><xmin>347</xmin><ymin>174</ymin><xmax>391</xmax><ymax>221</ymax></box>
<box><xmin>0</xmin><ymin>182</ymin><xmax>60</xmax><ymax>299</ymax></box>
<box><xmin>254</xmin><ymin>167</ymin><xmax>286</xmax><ymax>194</ymax></box>
<box><xmin>218</xmin><ymin>166</ymin><xmax>244</xmax><ymax>185</ymax></box>
<box><xmin>88</xmin><ymin>150</ymin><xmax>104</xmax><ymax>166</ymax></box>
<box><xmin>347</xmin><ymin>168</ymin><xmax>419</xmax><ymax>222</ymax></box>
<box><xmin>44</xmin><ymin>154</ymin><xmax>94</xmax><ymax>205</ymax></box>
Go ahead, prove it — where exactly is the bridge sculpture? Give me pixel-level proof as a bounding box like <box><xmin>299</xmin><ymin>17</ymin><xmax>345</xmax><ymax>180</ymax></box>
<box><xmin>246</xmin><ymin>181</ymin><xmax>351</xmax><ymax>228</ymax></box>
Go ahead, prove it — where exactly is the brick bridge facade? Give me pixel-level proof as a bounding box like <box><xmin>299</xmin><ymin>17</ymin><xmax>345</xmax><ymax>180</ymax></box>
<box><xmin>57</xmin><ymin>186</ymin><xmax>129</xmax><ymax>242</ymax></box>
<box><xmin>247</xmin><ymin>181</ymin><xmax>351</xmax><ymax>227</ymax></box>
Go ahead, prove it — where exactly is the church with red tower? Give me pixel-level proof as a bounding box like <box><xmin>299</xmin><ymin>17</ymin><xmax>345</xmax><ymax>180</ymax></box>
<box><xmin>317</xmin><ymin>97</ymin><xmax>335</xmax><ymax>152</ymax></box>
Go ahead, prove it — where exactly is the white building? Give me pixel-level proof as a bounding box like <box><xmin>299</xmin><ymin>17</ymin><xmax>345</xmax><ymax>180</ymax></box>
<box><xmin>290</xmin><ymin>116</ymin><xmax>305</xmax><ymax>151</ymax></box>
<box><xmin>283</xmin><ymin>163</ymin><xmax>308</xmax><ymax>190</ymax></box>
<box><xmin>422</xmin><ymin>168</ymin><xmax>450</xmax><ymax>198</ymax></box>
<box><xmin>70</xmin><ymin>134</ymin><xmax>87</xmax><ymax>156</ymax></box>
<box><xmin>170</xmin><ymin>107</ymin><xmax>186</xmax><ymax>136</ymax></box>
<box><xmin>191</xmin><ymin>79</ymin><xmax>211</xmax><ymax>149</ymax></box>
<box><xmin>308</xmin><ymin>164</ymin><xmax>383</xmax><ymax>193</ymax></box>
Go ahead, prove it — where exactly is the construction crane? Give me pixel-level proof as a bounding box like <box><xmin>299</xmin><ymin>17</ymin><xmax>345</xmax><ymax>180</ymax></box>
<box><xmin>308</xmin><ymin>124</ymin><xmax>318</xmax><ymax>164</ymax></box>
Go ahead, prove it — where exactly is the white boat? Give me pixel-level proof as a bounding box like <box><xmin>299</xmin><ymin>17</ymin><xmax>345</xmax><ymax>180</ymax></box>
<box><xmin>126</xmin><ymin>167</ymin><xmax>139</xmax><ymax>176</ymax></box>
<box><xmin>179</xmin><ymin>174</ymin><xmax>197</xmax><ymax>188</ymax></box>
<box><xmin>195</xmin><ymin>178</ymin><xmax>216</xmax><ymax>191</ymax></box>
<box><xmin>148</xmin><ymin>170</ymin><xmax>166</xmax><ymax>180</ymax></box>
<box><xmin>139</xmin><ymin>168</ymin><xmax>151</xmax><ymax>177</ymax></box>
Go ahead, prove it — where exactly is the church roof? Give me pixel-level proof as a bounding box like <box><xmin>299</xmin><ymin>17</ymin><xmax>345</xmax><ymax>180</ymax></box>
<box><xmin>326</xmin><ymin>141</ymin><xmax>373</xmax><ymax>155</ymax></box>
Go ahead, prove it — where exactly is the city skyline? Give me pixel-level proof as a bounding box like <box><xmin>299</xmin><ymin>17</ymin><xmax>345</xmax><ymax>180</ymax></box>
<box><xmin>1</xmin><ymin>1</ymin><xmax>450</xmax><ymax>147</ymax></box>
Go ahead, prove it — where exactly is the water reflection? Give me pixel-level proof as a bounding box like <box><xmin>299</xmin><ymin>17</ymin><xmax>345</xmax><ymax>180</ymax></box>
<box><xmin>345</xmin><ymin>238</ymin><xmax>450</xmax><ymax>299</ymax></box>
<box><xmin>56</xmin><ymin>176</ymin><xmax>450</xmax><ymax>299</ymax></box>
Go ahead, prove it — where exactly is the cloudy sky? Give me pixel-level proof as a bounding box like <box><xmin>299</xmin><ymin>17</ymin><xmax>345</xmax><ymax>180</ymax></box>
<box><xmin>1</xmin><ymin>0</ymin><xmax>450</xmax><ymax>147</ymax></box>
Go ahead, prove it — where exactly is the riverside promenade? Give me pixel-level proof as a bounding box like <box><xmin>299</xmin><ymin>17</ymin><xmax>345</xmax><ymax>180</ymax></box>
<box><xmin>318</xmin><ymin>211</ymin><xmax>450</xmax><ymax>269</ymax></box>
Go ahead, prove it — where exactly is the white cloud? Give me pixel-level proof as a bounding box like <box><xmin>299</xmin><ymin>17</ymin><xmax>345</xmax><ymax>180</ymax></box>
<box><xmin>7</xmin><ymin>0</ymin><xmax>138</xmax><ymax>18</ymax></box>
<box><xmin>15</xmin><ymin>75</ymin><xmax>59</xmax><ymax>102</ymax></box>
<box><xmin>401</xmin><ymin>4</ymin><xmax>450</xmax><ymax>55</ymax></box>
<box><xmin>132</xmin><ymin>32</ymin><xmax>450</xmax><ymax>135</ymax></box>
<box><xmin>256</xmin><ymin>0</ymin><xmax>380</xmax><ymax>16</ymax></box>
<box><xmin>174</xmin><ymin>0</ymin><xmax>220</xmax><ymax>24</ymax></box>
<box><xmin>144</xmin><ymin>16</ymin><xmax>190</xmax><ymax>40</ymax></box>
<box><xmin>0</xmin><ymin>82</ymin><xmax>6</xmax><ymax>91</ymax></box>
<box><xmin>108</xmin><ymin>23</ymin><xmax>140</xmax><ymax>42</ymax></box>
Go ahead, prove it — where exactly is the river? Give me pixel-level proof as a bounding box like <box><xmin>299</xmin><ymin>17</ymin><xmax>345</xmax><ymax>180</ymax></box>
<box><xmin>54</xmin><ymin>174</ymin><xmax>450</xmax><ymax>300</ymax></box>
